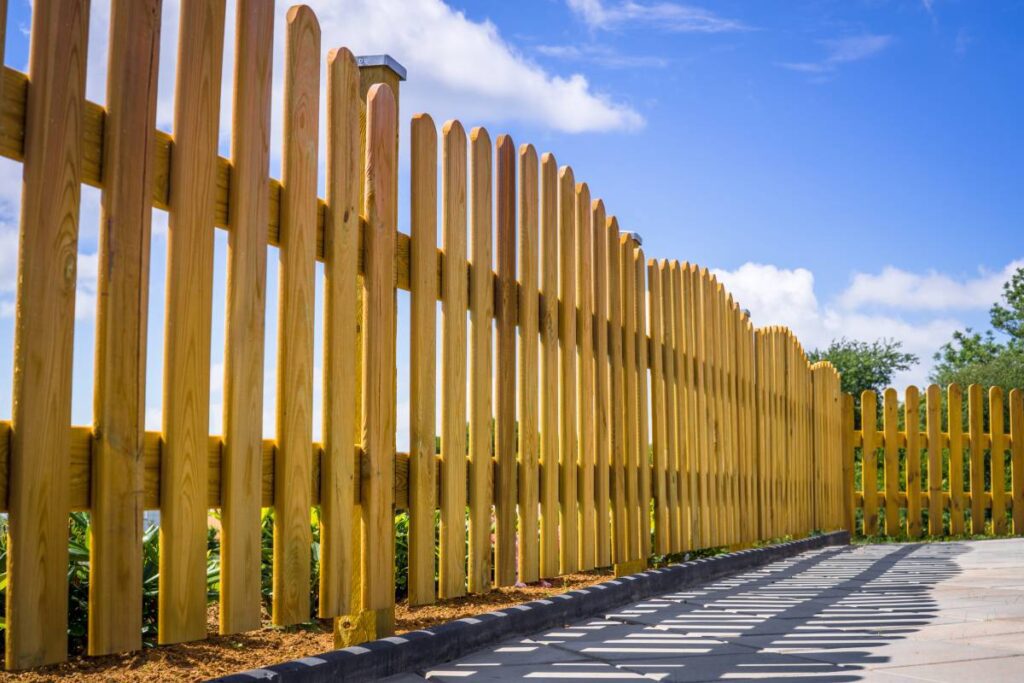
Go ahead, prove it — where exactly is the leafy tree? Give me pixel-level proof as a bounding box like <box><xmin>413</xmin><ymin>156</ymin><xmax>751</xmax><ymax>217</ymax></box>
<box><xmin>930</xmin><ymin>266</ymin><xmax>1024</xmax><ymax>393</ymax></box>
<box><xmin>808</xmin><ymin>337</ymin><xmax>918</xmax><ymax>400</ymax></box>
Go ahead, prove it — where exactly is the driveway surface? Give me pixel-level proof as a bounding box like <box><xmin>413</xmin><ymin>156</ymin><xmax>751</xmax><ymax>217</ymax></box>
<box><xmin>383</xmin><ymin>538</ymin><xmax>1024</xmax><ymax>682</ymax></box>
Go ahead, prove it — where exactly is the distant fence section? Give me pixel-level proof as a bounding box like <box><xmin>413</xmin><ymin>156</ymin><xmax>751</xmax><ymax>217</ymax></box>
<box><xmin>845</xmin><ymin>385</ymin><xmax>1024</xmax><ymax>539</ymax></box>
<box><xmin>0</xmin><ymin>1</ymin><xmax>848</xmax><ymax>671</ymax></box>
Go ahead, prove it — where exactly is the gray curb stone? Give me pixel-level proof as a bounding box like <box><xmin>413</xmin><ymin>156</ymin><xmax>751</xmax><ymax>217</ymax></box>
<box><xmin>210</xmin><ymin>531</ymin><xmax>850</xmax><ymax>682</ymax></box>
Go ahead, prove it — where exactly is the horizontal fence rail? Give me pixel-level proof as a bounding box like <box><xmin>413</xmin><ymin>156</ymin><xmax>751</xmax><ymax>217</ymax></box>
<box><xmin>0</xmin><ymin>1</ymin><xmax>847</xmax><ymax>671</ymax></box>
<box><xmin>845</xmin><ymin>385</ymin><xmax>1024</xmax><ymax>539</ymax></box>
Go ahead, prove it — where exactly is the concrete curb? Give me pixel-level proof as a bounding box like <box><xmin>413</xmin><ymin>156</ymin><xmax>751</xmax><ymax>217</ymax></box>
<box><xmin>210</xmin><ymin>531</ymin><xmax>850</xmax><ymax>682</ymax></box>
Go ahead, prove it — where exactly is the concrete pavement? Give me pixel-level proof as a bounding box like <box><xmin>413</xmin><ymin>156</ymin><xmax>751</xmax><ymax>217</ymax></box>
<box><xmin>385</xmin><ymin>538</ymin><xmax>1024</xmax><ymax>682</ymax></box>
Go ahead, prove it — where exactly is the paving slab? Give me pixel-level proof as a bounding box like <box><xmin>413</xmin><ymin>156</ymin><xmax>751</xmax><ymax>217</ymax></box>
<box><xmin>412</xmin><ymin>539</ymin><xmax>1024</xmax><ymax>681</ymax></box>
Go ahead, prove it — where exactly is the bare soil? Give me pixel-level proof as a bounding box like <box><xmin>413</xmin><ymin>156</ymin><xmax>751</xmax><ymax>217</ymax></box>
<box><xmin>1</xmin><ymin>570</ymin><xmax>613</xmax><ymax>682</ymax></box>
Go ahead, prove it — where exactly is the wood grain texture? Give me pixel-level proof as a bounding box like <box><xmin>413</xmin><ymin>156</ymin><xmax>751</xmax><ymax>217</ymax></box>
<box><xmin>495</xmin><ymin>135</ymin><xmax>518</xmax><ymax>586</ymax></box>
<box><xmin>660</xmin><ymin>263</ymin><xmax>680</xmax><ymax>552</ymax></box>
<box><xmin>408</xmin><ymin>114</ymin><xmax>438</xmax><ymax>606</ymax></box>
<box><xmin>620</xmin><ymin>235</ymin><xmax>638</xmax><ymax>562</ymax></box>
<box><xmin>607</xmin><ymin>219</ymin><xmax>626</xmax><ymax>563</ymax></box>
<box><xmin>320</xmin><ymin>47</ymin><xmax>360</xmax><ymax>618</ymax></box>
<box><xmin>273</xmin><ymin>7</ymin><xmax>320</xmax><ymax>626</ymax></box>
<box><xmin>673</xmin><ymin>263</ymin><xmax>695</xmax><ymax>550</ymax></box>
<box><xmin>591</xmin><ymin>201</ymin><xmax>611</xmax><ymax>568</ymax></box>
<box><xmin>634</xmin><ymin>249</ymin><xmax>650</xmax><ymax>559</ymax></box>
<box><xmin>538</xmin><ymin>153</ymin><xmax>560</xmax><ymax>578</ymax></box>
<box><xmin>1011</xmin><ymin>389</ymin><xmax>1024</xmax><ymax>534</ymax></box>
<box><xmin>6</xmin><ymin>0</ymin><xmax>89</xmax><ymax>668</ymax></box>
<box><xmin>924</xmin><ymin>385</ymin><xmax>943</xmax><ymax>535</ymax></box>
<box><xmin>860</xmin><ymin>390</ymin><xmax>878</xmax><ymax>536</ymax></box>
<box><xmin>905</xmin><ymin>387</ymin><xmax>922</xmax><ymax>538</ymax></box>
<box><xmin>990</xmin><ymin>387</ymin><xmax>1007</xmax><ymax>535</ymax></box>
<box><xmin>968</xmin><ymin>384</ymin><xmax>985</xmax><ymax>535</ymax></box>
<box><xmin>88</xmin><ymin>0</ymin><xmax>161</xmax><ymax>656</ymax></box>
<box><xmin>221</xmin><ymin>0</ymin><xmax>272</xmax><ymax>634</ymax></box>
<box><xmin>159</xmin><ymin>0</ymin><xmax>225</xmax><ymax>647</ymax></box>
<box><xmin>558</xmin><ymin>166</ymin><xmax>578</xmax><ymax>573</ymax></box>
<box><xmin>842</xmin><ymin>392</ymin><xmax>855</xmax><ymax>535</ymax></box>
<box><xmin>360</xmin><ymin>83</ymin><xmax>397</xmax><ymax>614</ymax></box>
<box><xmin>948</xmin><ymin>383</ymin><xmax>965</xmax><ymax>535</ymax></box>
<box><xmin>439</xmin><ymin>120</ymin><xmax>468</xmax><ymax>599</ymax></box>
<box><xmin>517</xmin><ymin>144</ymin><xmax>540</xmax><ymax>583</ymax></box>
<box><xmin>883</xmin><ymin>390</ymin><xmax>900</xmax><ymax>536</ymax></box>
<box><xmin>575</xmin><ymin>182</ymin><xmax>595</xmax><ymax>571</ymax></box>
<box><xmin>468</xmin><ymin>126</ymin><xmax>493</xmax><ymax>594</ymax></box>
<box><xmin>647</xmin><ymin>260</ymin><xmax>669</xmax><ymax>555</ymax></box>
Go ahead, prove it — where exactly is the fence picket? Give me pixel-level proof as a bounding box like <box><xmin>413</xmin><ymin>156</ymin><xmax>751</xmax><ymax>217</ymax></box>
<box><xmin>673</xmin><ymin>263</ymin><xmax>695</xmax><ymax>551</ymax></box>
<box><xmin>408</xmin><ymin>113</ymin><xmax>438</xmax><ymax>606</ymax></box>
<box><xmin>648</xmin><ymin>260</ymin><xmax>669</xmax><ymax>555</ymax></box>
<box><xmin>906</xmin><ymin>387</ymin><xmax>922</xmax><ymax>538</ymax></box>
<box><xmin>576</xmin><ymin>183</ymin><xmax>596</xmax><ymax>570</ymax></box>
<box><xmin>949</xmin><ymin>384</ymin><xmax>965</xmax><ymax>535</ymax></box>
<box><xmin>439</xmin><ymin>120</ymin><xmax>468</xmax><ymax>599</ymax></box>
<box><xmin>495</xmin><ymin>134</ymin><xmax>518</xmax><ymax>586</ymax></box>
<box><xmin>6</xmin><ymin>0</ymin><xmax>89</xmax><ymax>667</ymax></box>
<box><xmin>360</xmin><ymin>83</ymin><xmax>398</xmax><ymax>620</ymax></box>
<box><xmin>468</xmin><ymin>127</ymin><xmax>493</xmax><ymax>594</ymax></box>
<box><xmin>990</xmin><ymin>387</ymin><xmax>1007</xmax><ymax>535</ymax></box>
<box><xmin>969</xmin><ymin>384</ymin><xmax>985</xmax><ymax>535</ymax></box>
<box><xmin>926</xmin><ymin>384</ymin><xmax>944</xmax><ymax>536</ymax></box>
<box><xmin>539</xmin><ymin>153</ymin><xmax>560</xmax><ymax>578</ymax></box>
<box><xmin>620</xmin><ymin>236</ymin><xmax>638</xmax><ymax>562</ymax></box>
<box><xmin>661</xmin><ymin>263</ymin><xmax>681</xmax><ymax>552</ymax></box>
<box><xmin>592</xmin><ymin>200</ymin><xmax>611</xmax><ymax>568</ymax></box>
<box><xmin>1011</xmin><ymin>389</ymin><xmax>1024</xmax><ymax>534</ymax></box>
<box><xmin>861</xmin><ymin>391</ymin><xmax>879</xmax><ymax>536</ymax></box>
<box><xmin>559</xmin><ymin>166</ymin><xmax>579</xmax><ymax>573</ymax></box>
<box><xmin>517</xmin><ymin>143</ymin><xmax>541</xmax><ymax>583</ymax></box>
<box><xmin>273</xmin><ymin>6</ymin><xmax>320</xmax><ymax>626</ymax></box>
<box><xmin>159</xmin><ymin>0</ymin><xmax>226</xmax><ymax>646</ymax></box>
<box><xmin>221</xmin><ymin>0</ymin><xmax>273</xmax><ymax>633</ymax></box>
<box><xmin>608</xmin><ymin>219</ymin><xmax>626</xmax><ymax>563</ymax></box>
<box><xmin>89</xmin><ymin>0</ymin><xmax>161</xmax><ymax>655</ymax></box>
<box><xmin>321</xmin><ymin>48</ymin><xmax>361</xmax><ymax>617</ymax></box>
<box><xmin>635</xmin><ymin>248</ymin><xmax>651</xmax><ymax>559</ymax></box>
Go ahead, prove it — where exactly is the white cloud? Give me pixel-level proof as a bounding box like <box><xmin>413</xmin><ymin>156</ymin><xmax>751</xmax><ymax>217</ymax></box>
<box><xmin>838</xmin><ymin>261</ymin><xmax>1024</xmax><ymax>312</ymax></box>
<box><xmin>536</xmin><ymin>43</ymin><xmax>669</xmax><ymax>69</ymax></box>
<box><xmin>711</xmin><ymin>261</ymin><xmax>991</xmax><ymax>388</ymax></box>
<box><xmin>567</xmin><ymin>0</ymin><xmax>748</xmax><ymax>33</ymax></box>
<box><xmin>780</xmin><ymin>34</ymin><xmax>892</xmax><ymax>75</ymax></box>
<box><xmin>120</xmin><ymin>0</ymin><xmax>643</xmax><ymax>137</ymax></box>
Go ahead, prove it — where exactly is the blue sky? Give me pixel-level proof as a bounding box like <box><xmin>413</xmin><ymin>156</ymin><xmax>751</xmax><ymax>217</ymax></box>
<box><xmin>0</xmin><ymin>0</ymin><xmax>1021</xmax><ymax>445</ymax></box>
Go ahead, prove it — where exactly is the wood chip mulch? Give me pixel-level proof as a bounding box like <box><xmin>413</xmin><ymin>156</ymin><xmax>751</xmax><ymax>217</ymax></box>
<box><xmin>0</xmin><ymin>570</ymin><xmax>613</xmax><ymax>682</ymax></box>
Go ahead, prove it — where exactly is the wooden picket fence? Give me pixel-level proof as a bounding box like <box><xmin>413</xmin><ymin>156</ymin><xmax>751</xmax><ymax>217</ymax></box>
<box><xmin>0</xmin><ymin>1</ymin><xmax>848</xmax><ymax>671</ymax></box>
<box><xmin>846</xmin><ymin>385</ymin><xmax>1024</xmax><ymax>539</ymax></box>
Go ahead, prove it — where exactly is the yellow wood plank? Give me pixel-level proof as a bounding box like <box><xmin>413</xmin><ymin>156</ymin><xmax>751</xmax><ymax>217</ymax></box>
<box><xmin>439</xmin><ymin>120</ymin><xmax>468</xmax><ymax>599</ymax></box>
<box><xmin>408</xmin><ymin>114</ymin><xmax>438</xmax><ymax>606</ymax></box>
<box><xmin>647</xmin><ymin>260</ymin><xmax>669</xmax><ymax>555</ymax></box>
<box><xmin>468</xmin><ymin>126</ymin><xmax>493</xmax><ymax>594</ymax></box>
<box><xmin>536</xmin><ymin>153</ymin><xmax>561</xmax><ymax>577</ymax></box>
<box><xmin>905</xmin><ymin>387</ymin><xmax>922</xmax><ymax>538</ymax></box>
<box><xmin>517</xmin><ymin>143</ymin><xmax>541</xmax><ymax>583</ymax></box>
<box><xmin>575</xmin><ymin>182</ymin><xmax>596</xmax><ymax>570</ymax></box>
<box><xmin>861</xmin><ymin>391</ymin><xmax>879</xmax><ymax>536</ymax></box>
<box><xmin>539</xmin><ymin>153</ymin><xmax>560</xmax><ymax>578</ymax></box>
<box><xmin>559</xmin><ymin>166</ymin><xmax>579</xmax><ymax>573</ymax></box>
<box><xmin>990</xmin><ymin>387</ymin><xmax>1007</xmax><ymax>535</ymax></box>
<box><xmin>661</xmin><ymin>263</ymin><xmax>680</xmax><ymax>552</ymax></box>
<box><xmin>221</xmin><ymin>0</ymin><xmax>273</xmax><ymax>633</ymax></box>
<box><xmin>607</xmin><ymin>218</ymin><xmax>626</xmax><ymax>564</ymax></box>
<box><xmin>495</xmin><ymin>134</ymin><xmax>518</xmax><ymax>586</ymax></box>
<box><xmin>883</xmin><ymin>389</ymin><xmax>900</xmax><ymax>536</ymax></box>
<box><xmin>692</xmin><ymin>266</ymin><xmax>711</xmax><ymax>547</ymax></box>
<box><xmin>272</xmin><ymin>7</ymin><xmax>320</xmax><ymax>626</ymax></box>
<box><xmin>360</xmin><ymin>83</ymin><xmax>397</xmax><ymax>615</ymax></box>
<box><xmin>634</xmin><ymin>249</ymin><xmax>651</xmax><ymax>560</ymax></box>
<box><xmin>675</xmin><ymin>263</ymin><xmax>696</xmax><ymax>550</ymax></box>
<box><xmin>620</xmin><ymin>235</ymin><xmax>638</xmax><ymax>562</ymax></box>
<box><xmin>88</xmin><ymin>0</ymin><xmax>161</xmax><ymax>655</ymax></box>
<box><xmin>925</xmin><ymin>385</ymin><xmax>943</xmax><ymax>536</ymax></box>
<box><xmin>159</xmin><ymin>0</ymin><xmax>226</xmax><ymax>646</ymax></box>
<box><xmin>592</xmin><ymin>200</ymin><xmax>611</xmax><ymax>568</ymax></box>
<box><xmin>948</xmin><ymin>383</ymin><xmax>965</xmax><ymax>534</ymax></box>
<box><xmin>842</xmin><ymin>392</ymin><xmax>855</xmax><ymax>534</ymax></box>
<box><xmin>320</xmin><ymin>48</ymin><xmax>361</xmax><ymax>618</ymax></box>
<box><xmin>6</xmin><ymin>0</ymin><xmax>89</xmax><ymax>668</ymax></box>
<box><xmin>968</xmin><ymin>384</ymin><xmax>985</xmax><ymax>534</ymax></box>
<box><xmin>1011</xmin><ymin>389</ymin><xmax>1024</xmax><ymax>534</ymax></box>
